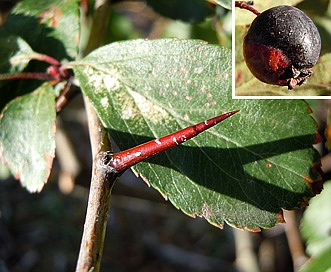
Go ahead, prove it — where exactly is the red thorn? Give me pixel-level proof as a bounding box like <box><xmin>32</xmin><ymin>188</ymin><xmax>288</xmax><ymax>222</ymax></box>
<box><xmin>109</xmin><ymin>110</ymin><xmax>239</xmax><ymax>174</ymax></box>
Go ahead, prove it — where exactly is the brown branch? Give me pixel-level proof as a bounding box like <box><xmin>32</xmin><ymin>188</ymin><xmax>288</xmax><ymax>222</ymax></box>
<box><xmin>75</xmin><ymin>0</ymin><xmax>112</xmax><ymax>271</ymax></box>
<box><xmin>284</xmin><ymin>210</ymin><xmax>309</xmax><ymax>271</ymax></box>
<box><xmin>0</xmin><ymin>72</ymin><xmax>56</xmax><ymax>81</ymax></box>
<box><xmin>75</xmin><ymin>96</ymin><xmax>115</xmax><ymax>271</ymax></box>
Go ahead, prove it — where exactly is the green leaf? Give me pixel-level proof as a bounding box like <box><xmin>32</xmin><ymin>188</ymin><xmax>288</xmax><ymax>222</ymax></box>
<box><xmin>146</xmin><ymin>0</ymin><xmax>213</xmax><ymax>23</ymax></box>
<box><xmin>0</xmin><ymin>83</ymin><xmax>56</xmax><ymax>192</ymax></box>
<box><xmin>72</xmin><ymin>39</ymin><xmax>320</xmax><ymax>230</ymax></box>
<box><xmin>0</xmin><ymin>0</ymin><xmax>80</xmax><ymax>60</ymax></box>
<box><xmin>300</xmin><ymin>181</ymin><xmax>331</xmax><ymax>272</ymax></box>
<box><xmin>0</xmin><ymin>35</ymin><xmax>35</xmax><ymax>74</ymax></box>
<box><xmin>299</xmin><ymin>247</ymin><xmax>331</xmax><ymax>272</ymax></box>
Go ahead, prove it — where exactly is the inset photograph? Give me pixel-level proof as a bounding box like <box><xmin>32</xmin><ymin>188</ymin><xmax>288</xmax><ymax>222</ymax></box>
<box><xmin>234</xmin><ymin>1</ymin><xmax>329</xmax><ymax>97</ymax></box>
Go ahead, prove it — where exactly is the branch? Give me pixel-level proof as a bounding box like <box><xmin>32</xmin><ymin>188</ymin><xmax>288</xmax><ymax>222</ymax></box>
<box><xmin>284</xmin><ymin>210</ymin><xmax>309</xmax><ymax>271</ymax></box>
<box><xmin>76</xmin><ymin>0</ymin><xmax>112</xmax><ymax>271</ymax></box>
<box><xmin>75</xmin><ymin>96</ymin><xmax>115</xmax><ymax>272</ymax></box>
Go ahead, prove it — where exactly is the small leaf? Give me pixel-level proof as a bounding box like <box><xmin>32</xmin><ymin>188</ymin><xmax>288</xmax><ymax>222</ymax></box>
<box><xmin>0</xmin><ymin>35</ymin><xmax>35</xmax><ymax>74</ymax></box>
<box><xmin>0</xmin><ymin>83</ymin><xmax>56</xmax><ymax>192</ymax></box>
<box><xmin>72</xmin><ymin>39</ymin><xmax>320</xmax><ymax>230</ymax></box>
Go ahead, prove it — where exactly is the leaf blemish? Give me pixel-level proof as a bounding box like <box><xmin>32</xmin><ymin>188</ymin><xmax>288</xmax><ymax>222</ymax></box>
<box><xmin>194</xmin><ymin>67</ymin><xmax>204</xmax><ymax>74</ymax></box>
<box><xmin>185</xmin><ymin>96</ymin><xmax>192</xmax><ymax>101</ymax></box>
<box><xmin>103</xmin><ymin>75</ymin><xmax>120</xmax><ymax>91</ymax></box>
<box><xmin>101</xmin><ymin>97</ymin><xmax>109</xmax><ymax>107</ymax></box>
<box><xmin>129</xmin><ymin>91</ymin><xmax>168</xmax><ymax>123</ymax></box>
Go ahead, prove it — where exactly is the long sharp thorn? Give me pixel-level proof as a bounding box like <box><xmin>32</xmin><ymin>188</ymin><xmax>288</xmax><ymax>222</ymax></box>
<box><xmin>108</xmin><ymin>110</ymin><xmax>239</xmax><ymax>174</ymax></box>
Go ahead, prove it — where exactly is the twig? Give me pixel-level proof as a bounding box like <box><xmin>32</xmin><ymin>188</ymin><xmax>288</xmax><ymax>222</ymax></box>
<box><xmin>0</xmin><ymin>72</ymin><xmax>56</xmax><ymax>81</ymax></box>
<box><xmin>75</xmin><ymin>96</ymin><xmax>115</xmax><ymax>272</ymax></box>
<box><xmin>284</xmin><ymin>210</ymin><xmax>309</xmax><ymax>271</ymax></box>
<box><xmin>75</xmin><ymin>0</ymin><xmax>112</xmax><ymax>271</ymax></box>
<box><xmin>233</xmin><ymin>228</ymin><xmax>260</xmax><ymax>272</ymax></box>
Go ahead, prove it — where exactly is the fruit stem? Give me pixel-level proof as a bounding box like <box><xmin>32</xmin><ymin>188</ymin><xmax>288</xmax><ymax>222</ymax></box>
<box><xmin>108</xmin><ymin>110</ymin><xmax>239</xmax><ymax>174</ymax></box>
<box><xmin>235</xmin><ymin>1</ymin><xmax>260</xmax><ymax>16</ymax></box>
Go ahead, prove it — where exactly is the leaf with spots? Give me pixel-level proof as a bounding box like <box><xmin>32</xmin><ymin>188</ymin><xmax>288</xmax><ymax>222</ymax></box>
<box><xmin>0</xmin><ymin>83</ymin><xmax>56</xmax><ymax>192</ymax></box>
<box><xmin>72</xmin><ymin>39</ymin><xmax>321</xmax><ymax>230</ymax></box>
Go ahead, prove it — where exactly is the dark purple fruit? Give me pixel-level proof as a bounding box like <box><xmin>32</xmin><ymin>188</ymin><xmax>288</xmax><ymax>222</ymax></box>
<box><xmin>243</xmin><ymin>5</ymin><xmax>321</xmax><ymax>89</ymax></box>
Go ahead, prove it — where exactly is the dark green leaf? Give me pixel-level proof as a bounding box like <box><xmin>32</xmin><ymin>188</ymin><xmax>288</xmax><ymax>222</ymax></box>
<box><xmin>72</xmin><ymin>39</ymin><xmax>320</xmax><ymax>230</ymax></box>
<box><xmin>1</xmin><ymin>0</ymin><xmax>80</xmax><ymax>60</ymax></box>
<box><xmin>0</xmin><ymin>83</ymin><xmax>56</xmax><ymax>192</ymax></box>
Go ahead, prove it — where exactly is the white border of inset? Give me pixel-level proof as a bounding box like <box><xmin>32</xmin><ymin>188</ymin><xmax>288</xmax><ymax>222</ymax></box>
<box><xmin>231</xmin><ymin>0</ymin><xmax>329</xmax><ymax>100</ymax></box>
